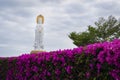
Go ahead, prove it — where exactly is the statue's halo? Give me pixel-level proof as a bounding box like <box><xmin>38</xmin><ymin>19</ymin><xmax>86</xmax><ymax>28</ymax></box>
<box><xmin>36</xmin><ymin>15</ymin><xmax>44</xmax><ymax>24</ymax></box>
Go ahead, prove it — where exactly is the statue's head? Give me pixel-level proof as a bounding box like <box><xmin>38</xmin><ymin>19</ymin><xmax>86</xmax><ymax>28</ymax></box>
<box><xmin>36</xmin><ymin>15</ymin><xmax>44</xmax><ymax>24</ymax></box>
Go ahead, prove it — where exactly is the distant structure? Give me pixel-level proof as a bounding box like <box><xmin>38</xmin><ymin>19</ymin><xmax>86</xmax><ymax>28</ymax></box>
<box><xmin>31</xmin><ymin>15</ymin><xmax>44</xmax><ymax>53</ymax></box>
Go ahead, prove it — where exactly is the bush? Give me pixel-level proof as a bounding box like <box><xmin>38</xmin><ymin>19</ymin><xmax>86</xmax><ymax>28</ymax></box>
<box><xmin>0</xmin><ymin>39</ymin><xmax>120</xmax><ymax>80</ymax></box>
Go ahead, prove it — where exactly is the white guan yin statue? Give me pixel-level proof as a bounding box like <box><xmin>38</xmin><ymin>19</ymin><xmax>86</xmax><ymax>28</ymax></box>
<box><xmin>34</xmin><ymin>15</ymin><xmax>44</xmax><ymax>51</ymax></box>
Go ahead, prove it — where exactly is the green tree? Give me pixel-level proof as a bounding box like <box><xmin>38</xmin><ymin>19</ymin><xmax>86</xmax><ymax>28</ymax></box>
<box><xmin>69</xmin><ymin>15</ymin><xmax>120</xmax><ymax>46</ymax></box>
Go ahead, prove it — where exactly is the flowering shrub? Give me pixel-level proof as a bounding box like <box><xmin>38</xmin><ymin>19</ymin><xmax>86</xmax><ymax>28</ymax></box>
<box><xmin>0</xmin><ymin>39</ymin><xmax>120</xmax><ymax>80</ymax></box>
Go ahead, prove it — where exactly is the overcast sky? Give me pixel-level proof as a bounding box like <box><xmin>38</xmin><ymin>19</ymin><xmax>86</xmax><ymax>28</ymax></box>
<box><xmin>0</xmin><ymin>0</ymin><xmax>120</xmax><ymax>57</ymax></box>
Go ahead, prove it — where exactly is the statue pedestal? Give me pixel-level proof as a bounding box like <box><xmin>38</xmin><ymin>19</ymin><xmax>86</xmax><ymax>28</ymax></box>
<box><xmin>30</xmin><ymin>50</ymin><xmax>45</xmax><ymax>54</ymax></box>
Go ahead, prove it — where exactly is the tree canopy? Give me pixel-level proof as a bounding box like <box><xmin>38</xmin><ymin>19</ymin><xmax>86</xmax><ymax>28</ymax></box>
<box><xmin>69</xmin><ymin>15</ymin><xmax>120</xmax><ymax>46</ymax></box>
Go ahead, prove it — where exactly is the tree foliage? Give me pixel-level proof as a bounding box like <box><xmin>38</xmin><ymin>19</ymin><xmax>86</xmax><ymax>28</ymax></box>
<box><xmin>69</xmin><ymin>15</ymin><xmax>120</xmax><ymax>46</ymax></box>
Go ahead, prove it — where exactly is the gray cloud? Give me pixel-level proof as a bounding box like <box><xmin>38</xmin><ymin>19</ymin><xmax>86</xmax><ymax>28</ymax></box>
<box><xmin>64</xmin><ymin>3</ymin><xmax>87</xmax><ymax>15</ymax></box>
<box><xmin>90</xmin><ymin>1</ymin><xmax>120</xmax><ymax>17</ymax></box>
<box><xmin>0</xmin><ymin>0</ymin><xmax>62</xmax><ymax>9</ymax></box>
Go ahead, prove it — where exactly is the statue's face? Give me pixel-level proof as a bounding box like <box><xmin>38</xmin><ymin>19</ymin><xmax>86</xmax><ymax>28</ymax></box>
<box><xmin>38</xmin><ymin>18</ymin><xmax>42</xmax><ymax>24</ymax></box>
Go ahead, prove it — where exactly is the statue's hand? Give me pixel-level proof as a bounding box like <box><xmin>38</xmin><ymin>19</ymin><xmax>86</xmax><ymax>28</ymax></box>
<box><xmin>38</xmin><ymin>28</ymin><xmax>43</xmax><ymax>33</ymax></box>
